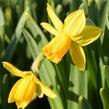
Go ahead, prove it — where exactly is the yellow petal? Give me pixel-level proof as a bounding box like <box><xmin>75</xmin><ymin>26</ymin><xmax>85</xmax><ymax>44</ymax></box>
<box><xmin>14</xmin><ymin>75</ymin><xmax>34</xmax><ymax>101</ymax></box>
<box><xmin>69</xmin><ymin>42</ymin><xmax>86</xmax><ymax>70</ymax></box>
<box><xmin>2</xmin><ymin>62</ymin><xmax>23</xmax><ymax>77</ymax></box>
<box><xmin>40</xmin><ymin>82</ymin><xmax>57</xmax><ymax>99</ymax></box>
<box><xmin>15</xmin><ymin>78</ymin><xmax>36</xmax><ymax>109</ymax></box>
<box><xmin>34</xmin><ymin>78</ymin><xmax>57</xmax><ymax>99</ymax></box>
<box><xmin>73</xmin><ymin>26</ymin><xmax>102</xmax><ymax>46</ymax></box>
<box><xmin>64</xmin><ymin>9</ymin><xmax>86</xmax><ymax>38</ymax></box>
<box><xmin>43</xmin><ymin>34</ymin><xmax>71</xmax><ymax>63</ymax></box>
<box><xmin>16</xmin><ymin>101</ymin><xmax>29</xmax><ymax>109</ymax></box>
<box><xmin>23</xmin><ymin>77</ymin><xmax>36</xmax><ymax>101</ymax></box>
<box><xmin>9</xmin><ymin>74</ymin><xmax>36</xmax><ymax>109</ymax></box>
<box><xmin>41</xmin><ymin>22</ymin><xmax>58</xmax><ymax>35</ymax></box>
<box><xmin>47</xmin><ymin>4</ymin><xmax>63</xmax><ymax>32</ymax></box>
<box><xmin>8</xmin><ymin>79</ymin><xmax>22</xmax><ymax>103</ymax></box>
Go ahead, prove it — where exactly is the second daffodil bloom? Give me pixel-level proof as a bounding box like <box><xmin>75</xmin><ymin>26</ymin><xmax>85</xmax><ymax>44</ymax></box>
<box><xmin>2</xmin><ymin>62</ymin><xmax>57</xmax><ymax>109</ymax></box>
<box><xmin>41</xmin><ymin>4</ymin><xmax>102</xmax><ymax>70</ymax></box>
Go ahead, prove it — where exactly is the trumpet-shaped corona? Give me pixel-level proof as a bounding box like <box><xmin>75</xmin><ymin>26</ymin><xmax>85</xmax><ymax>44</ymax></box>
<box><xmin>41</xmin><ymin>4</ymin><xmax>102</xmax><ymax>70</ymax></box>
<box><xmin>2</xmin><ymin>62</ymin><xmax>57</xmax><ymax>109</ymax></box>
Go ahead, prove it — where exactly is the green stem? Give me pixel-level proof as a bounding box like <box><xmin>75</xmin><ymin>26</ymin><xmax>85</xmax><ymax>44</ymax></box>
<box><xmin>31</xmin><ymin>53</ymin><xmax>44</xmax><ymax>76</ymax></box>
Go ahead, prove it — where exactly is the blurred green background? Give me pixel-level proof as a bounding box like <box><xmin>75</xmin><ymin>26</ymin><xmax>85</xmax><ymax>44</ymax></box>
<box><xmin>0</xmin><ymin>0</ymin><xmax>109</xmax><ymax>109</ymax></box>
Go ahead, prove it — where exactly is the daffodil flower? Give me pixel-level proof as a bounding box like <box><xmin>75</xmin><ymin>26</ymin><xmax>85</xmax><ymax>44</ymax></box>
<box><xmin>41</xmin><ymin>4</ymin><xmax>102</xmax><ymax>70</ymax></box>
<box><xmin>2</xmin><ymin>62</ymin><xmax>57</xmax><ymax>109</ymax></box>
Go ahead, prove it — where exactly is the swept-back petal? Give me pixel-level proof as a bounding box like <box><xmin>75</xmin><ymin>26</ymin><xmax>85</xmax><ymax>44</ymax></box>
<box><xmin>43</xmin><ymin>34</ymin><xmax>71</xmax><ymax>63</ymax></box>
<box><xmin>34</xmin><ymin>78</ymin><xmax>57</xmax><ymax>99</ymax></box>
<box><xmin>47</xmin><ymin>4</ymin><xmax>63</xmax><ymax>32</ymax></box>
<box><xmin>73</xmin><ymin>26</ymin><xmax>102</xmax><ymax>46</ymax></box>
<box><xmin>69</xmin><ymin>42</ymin><xmax>86</xmax><ymax>70</ymax></box>
<box><xmin>8</xmin><ymin>79</ymin><xmax>22</xmax><ymax>103</ymax></box>
<box><xmin>2</xmin><ymin>62</ymin><xmax>23</xmax><ymax>77</ymax></box>
<box><xmin>41</xmin><ymin>22</ymin><xmax>58</xmax><ymax>35</ymax></box>
<box><xmin>40</xmin><ymin>82</ymin><xmax>57</xmax><ymax>99</ymax></box>
<box><xmin>64</xmin><ymin>9</ymin><xmax>86</xmax><ymax>38</ymax></box>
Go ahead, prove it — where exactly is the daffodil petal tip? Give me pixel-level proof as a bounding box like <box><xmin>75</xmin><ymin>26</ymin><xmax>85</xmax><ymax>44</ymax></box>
<box><xmin>2</xmin><ymin>61</ymin><xmax>8</xmax><ymax>67</ymax></box>
<box><xmin>47</xmin><ymin>3</ymin><xmax>50</xmax><ymax>7</ymax></box>
<box><xmin>52</xmin><ymin>93</ymin><xmax>57</xmax><ymax>98</ymax></box>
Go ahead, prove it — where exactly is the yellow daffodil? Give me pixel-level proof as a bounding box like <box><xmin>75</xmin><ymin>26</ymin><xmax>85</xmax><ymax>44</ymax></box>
<box><xmin>2</xmin><ymin>62</ymin><xmax>57</xmax><ymax>109</ymax></box>
<box><xmin>41</xmin><ymin>4</ymin><xmax>102</xmax><ymax>70</ymax></box>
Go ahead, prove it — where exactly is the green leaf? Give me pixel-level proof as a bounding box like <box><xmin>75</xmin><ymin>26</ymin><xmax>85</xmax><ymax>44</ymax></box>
<box><xmin>106</xmin><ymin>14</ymin><xmax>109</xmax><ymax>30</ymax></box>
<box><xmin>86</xmin><ymin>46</ymin><xmax>98</xmax><ymax>90</ymax></box>
<box><xmin>3</xmin><ymin>7</ymin><xmax>30</xmax><ymax>60</ymax></box>
<box><xmin>100</xmin><ymin>88</ymin><xmax>109</xmax><ymax>109</ymax></box>
<box><xmin>1</xmin><ymin>74</ymin><xmax>10</xmax><ymax>109</ymax></box>
<box><xmin>100</xmin><ymin>0</ymin><xmax>109</xmax><ymax>29</ymax></box>
<box><xmin>104</xmin><ymin>65</ymin><xmax>109</xmax><ymax>88</ymax></box>
<box><xmin>25</xmin><ymin>15</ymin><xmax>48</xmax><ymax>45</ymax></box>
<box><xmin>25</xmin><ymin>14</ymin><xmax>69</xmax><ymax>96</ymax></box>
<box><xmin>0</xmin><ymin>7</ymin><xmax>5</xmax><ymax>53</ymax></box>
<box><xmin>68</xmin><ymin>64</ymin><xmax>88</xmax><ymax>109</ymax></box>
<box><xmin>23</xmin><ymin>29</ymin><xmax>39</xmax><ymax>59</ymax></box>
<box><xmin>22</xmin><ymin>29</ymin><xmax>65</xmax><ymax>109</ymax></box>
<box><xmin>78</xmin><ymin>96</ymin><xmax>92</xmax><ymax>109</ymax></box>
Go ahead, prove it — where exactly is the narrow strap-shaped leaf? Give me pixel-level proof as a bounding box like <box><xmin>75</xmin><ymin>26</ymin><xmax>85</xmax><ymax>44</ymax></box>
<box><xmin>25</xmin><ymin>15</ymin><xmax>48</xmax><ymax>45</ymax></box>
<box><xmin>68</xmin><ymin>64</ymin><xmax>88</xmax><ymax>109</ymax></box>
<box><xmin>100</xmin><ymin>88</ymin><xmax>109</xmax><ymax>109</ymax></box>
<box><xmin>78</xmin><ymin>96</ymin><xmax>92</xmax><ymax>109</ymax></box>
<box><xmin>23</xmin><ymin>29</ymin><xmax>64</xmax><ymax>109</ymax></box>
<box><xmin>1</xmin><ymin>74</ymin><xmax>10</xmax><ymax>109</ymax></box>
<box><xmin>0</xmin><ymin>8</ymin><xmax>5</xmax><ymax>53</ymax></box>
<box><xmin>3</xmin><ymin>7</ymin><xmax>30</xmax><ymax>60</ymax></box>
<box><xmin>25</xmin><ymin>15</ymin><xmax>68</xmax><ymax>97</ymax></box>
<box><xmin>104</xmin><ymin>65</ymin><xmax>109</xmax><ymax>89</ymax></box>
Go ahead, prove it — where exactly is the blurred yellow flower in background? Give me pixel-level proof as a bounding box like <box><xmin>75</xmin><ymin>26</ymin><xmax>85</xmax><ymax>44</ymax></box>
<box><xmin>41</xmin><ymin>4</ymin><xmax>102</xmax><ymax>70</ymax></box>
<box><xmin>2</xmin><ymin>62</ymin><xmax>57</xmax><ymax>109</ymax></box>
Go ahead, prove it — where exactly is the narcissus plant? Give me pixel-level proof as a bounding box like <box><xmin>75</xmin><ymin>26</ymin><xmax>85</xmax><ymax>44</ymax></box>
<box><xmin>41</xmin><ymin>4</ymin><xmax>102</xmax><ymax>70</ymax></box>
<box><xmin>2</xmin><ymin>62</ymin><xmax>57</xmax><ymax>109</ymax></box>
